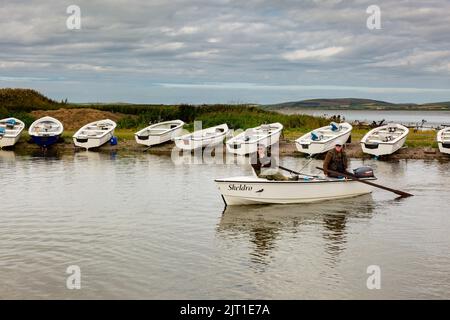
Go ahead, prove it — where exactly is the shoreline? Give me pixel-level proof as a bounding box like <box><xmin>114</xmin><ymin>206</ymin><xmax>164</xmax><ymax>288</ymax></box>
<box><xmin>4</xmin><ymin>136</ymin><xmax>449</xmax><ymax>161</ymax></box>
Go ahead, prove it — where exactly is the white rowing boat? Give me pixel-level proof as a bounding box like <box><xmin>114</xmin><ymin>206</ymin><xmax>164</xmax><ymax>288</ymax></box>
<box><xmin>73</xmin><ymin>119</ymin><xmax>117</xmax><ymax>150</ymax></box>
<box><xmin>135</xmin><ymin>120</ymin><xmax>184</xmax><ymax>147</ymax></box>
<box><xmin>28</xmin><ymin>116</ymin><xmax>64</xmax><ymax>148</ymax></box>
<box><xmin>174</xmin><ymin>123</ymin><xmax>229</xmax><ymax>150</ymax></box>
<box><xmin>437</xmin><ymin>127</ymin><xmax>450</xmax><ymax>155</ymax></box>
<box><xmin>215</xmin><ymin>174</ymin><xmax>375</xmax><ymax>205</ymax></box>
<box><xmin>0</xmin><ymin>117</ymin><xmax>25</xmax><ymax>148</ymax></box>
<box><xmin>360</xmin><ymin>123</ymin><xmax>409</xmax><ymax>156</ymax></box>
<box><xmin>295</xmin><ymin>122</ymin><xmax>352</xmax><ymax>155</ymax></box>
<box><xmin>226</xmin><ymin>122</ymin><xmax>283</xmax><ymax>155</ymax></box>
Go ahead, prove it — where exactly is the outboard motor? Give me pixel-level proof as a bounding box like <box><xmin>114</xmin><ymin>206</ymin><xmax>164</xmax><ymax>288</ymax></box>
<box><xmin>353</xmin><ymin>166</ymin><xmax>375</xmax><ymax>178</ymax></box>
<box><xmin>0</xmin><ymin>127</ymin><xmax>5</xmax><ymax>137</ymax></box>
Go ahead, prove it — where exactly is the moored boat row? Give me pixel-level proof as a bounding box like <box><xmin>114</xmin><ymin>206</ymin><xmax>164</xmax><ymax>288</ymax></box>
<box><xmin>1</xmin><ymin>116</ymin><xmax>450</xmax><ymax>157</ymax></box>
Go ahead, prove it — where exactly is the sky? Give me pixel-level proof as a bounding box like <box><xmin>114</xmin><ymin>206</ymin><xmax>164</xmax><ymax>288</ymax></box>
<box><xmin>1</xmin><ymin>0</ymin><xmax>450</xmax><ymax>104</ymax></box>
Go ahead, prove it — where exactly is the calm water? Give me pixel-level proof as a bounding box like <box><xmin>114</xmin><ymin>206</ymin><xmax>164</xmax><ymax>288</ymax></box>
<box><xmin>1</xmin><ymin>150</ymin><xmax>450</xmax><ymax>299</ymax></box>
<box><xmin>282</xmin><ymin>109</ymin><xmax>450</xmax><ymax>127</ymax></box>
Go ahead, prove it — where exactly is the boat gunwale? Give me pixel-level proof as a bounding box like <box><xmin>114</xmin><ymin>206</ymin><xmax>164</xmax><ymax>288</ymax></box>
<box><xmin>175</xmin><ymin>124</ymin><xmax>229</xmax><ymax>142</ymax></box>
<box><xmin>135</xmin><ymin>120</ymin><xmax>184</xmax><ymax>138</ymax></box>
<box><xmin>214</xmin><ymin>177</ymin><xmax>377</xmax><ymax>184</ymax></box>
<box><xmin>29</xmin><ymin>116</ymin><xmax>64</xmax><ymax>137</ymax></box>
<box><xmin>226</xmin><ymin>123</ymin><xmax>283</xmax><ymax>146</ymax></box>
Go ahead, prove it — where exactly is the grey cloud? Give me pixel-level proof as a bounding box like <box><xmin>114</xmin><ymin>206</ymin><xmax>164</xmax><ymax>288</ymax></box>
<box><xmin>1</xmin><ymin>0</ymin><xmax>450</xmax><ymax>103</ymax></box>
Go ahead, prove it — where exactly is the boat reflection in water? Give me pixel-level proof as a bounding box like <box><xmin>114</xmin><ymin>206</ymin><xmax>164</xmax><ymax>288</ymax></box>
<box><xmin>216</xmin><ymin>194</ymin><xmax>375</xmax><ymax>270</ymax></box>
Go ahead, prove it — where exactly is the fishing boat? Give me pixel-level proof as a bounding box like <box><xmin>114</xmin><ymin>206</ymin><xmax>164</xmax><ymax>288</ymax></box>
<box><xmin>295</xmin><ymin>122</ymin><xmax>352</xmax><ymax>155</ymax></box>
<box><xmin>215</xmin><ymin>172</ymin><xmax>375</xmax><ymax>206</ymax></box>
<box><xmin>135</xmin><ymin>120</ymin><xmax>184</xmax><ymax>147</ymax></box>
<box><xmin>360</xmin><ymin>123</ymin><xmax>409</xmax><ymax>156</ymax></box>
<box><xmin>226</xmin><ymin>122</ymin><xmax>283</xmax><ymax>155</ymax></box>
<box><xmin>73</xmin><ymin>119</ymin><xmax>117</xmax><ymax>150</ymax></box>
<box><xmin>0</xmin><ymin>118</ymin><xmax>25</xmax><ymax>148</ymax></box>
<box><xmin>28</xmin><ymin>116</ymin><xmax>64</xmax><ymax>148</ymax></box>
<box><xmin>437</xmin><ymin>127</ymin><xmax>450</xmax><ymax>155</ymax></box>
<box><xmin>174</xmin><ymin>123</ymin><xmax>229</xmax><ymax>150</ymax></box>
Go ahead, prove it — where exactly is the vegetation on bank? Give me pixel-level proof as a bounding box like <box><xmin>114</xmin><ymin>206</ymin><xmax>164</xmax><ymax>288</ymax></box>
<box><xmin>0</xmin><ymin>88</ymin><xmax>440</xmax><ymax>148</ymax></box>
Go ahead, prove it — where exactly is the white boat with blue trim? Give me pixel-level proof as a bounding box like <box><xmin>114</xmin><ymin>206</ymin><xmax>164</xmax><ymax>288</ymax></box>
<box><xmin>73</xmin><ymin>119</ymin><xmax>117</xmax><ymax>150</ymax></box>
<box><xmin>295</xmin><ymin>122</ymin><xmax>352</xmax><ymax>155</ymax></box>
<box><xmin>0</xmin><ymin>117</ymin><xmax>25</xmax><ymax>148</ymax></box>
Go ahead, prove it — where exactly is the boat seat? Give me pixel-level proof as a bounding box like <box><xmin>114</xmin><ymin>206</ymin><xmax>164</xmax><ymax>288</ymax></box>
<box><xmin>311</xmin><ymin>132</ymin><xmax>323</xmax><ymax>141</ymax></box>
<box><xmin>330</xmin><ymin>122</ymin><xmax>341</xmax><ymax>132</ymax></box>
<box><xmin>0</xmin><ymin>127</ymin><xmax>5</xmax><ymax>136</ymax></box>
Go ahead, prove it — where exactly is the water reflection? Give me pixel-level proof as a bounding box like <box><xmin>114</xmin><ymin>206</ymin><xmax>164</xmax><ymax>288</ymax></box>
<box><xmin>217</xmin><ymin>194</ymin><xmax>375</xmax><ymax>269</ymax></box>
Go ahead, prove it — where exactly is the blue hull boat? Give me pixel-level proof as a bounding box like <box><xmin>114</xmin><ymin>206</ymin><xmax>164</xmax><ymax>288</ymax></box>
<box><xmin>28</xmin><ymin>116</ymin><xmax>64</xmax><ymax>148</ymax></box>
<box><xmin>31</xmin><ymin>135</ymin><xmax>61</xmax><ymax>148</ymax></box>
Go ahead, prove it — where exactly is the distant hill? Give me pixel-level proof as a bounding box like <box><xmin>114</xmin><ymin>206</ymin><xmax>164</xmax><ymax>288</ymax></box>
<box><xmin>264</xmin><ymin>98</ymin><xmax>450</xmax><ymax>111</ymax></box>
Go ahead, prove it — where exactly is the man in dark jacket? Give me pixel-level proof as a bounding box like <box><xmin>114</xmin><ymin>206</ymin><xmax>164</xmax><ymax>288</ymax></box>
<box><xmin>323</xmin><ymin>144</ymin><xmax>348</xmax><ymax>178</ymax></box>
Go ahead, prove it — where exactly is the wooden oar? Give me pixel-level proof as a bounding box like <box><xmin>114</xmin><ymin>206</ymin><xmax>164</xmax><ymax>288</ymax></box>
<box><xmin>315</xmin><ymin>167</ymin><xmax>413</xmax><ymax>198</ymax></box>
<box><xmin>278</xmin><ymin>165</ymin><xmax>323</xmax><ymax>179</ymax></box>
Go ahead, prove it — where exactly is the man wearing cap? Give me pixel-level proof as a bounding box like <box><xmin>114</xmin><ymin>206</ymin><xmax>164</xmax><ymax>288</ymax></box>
<box><xmin>323</xmin><ymin>143</ymin><xmax>348</xmax><ymax>178</ymax></box>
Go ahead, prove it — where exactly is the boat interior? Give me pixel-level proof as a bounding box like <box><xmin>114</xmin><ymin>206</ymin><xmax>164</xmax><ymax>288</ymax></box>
<box><xmin>31</xmin><ymin>121</ymin><xmax>61</xmax><ymax>134</ymax></box>
<box><xmin>77</xmin><ymin>122</ymin><xmax>114</xmax><ymax>138</ymax></box>
<box><xmin>238</xmin><ymin>124</ymin><xmax>281</xmax><ymax>143</ymax></box>
<box><xmin>309</xmin><ymin>123</ymin><xmax>347</xmax><ymax>142</ymax></box>
<box><xmin>0</xmin><ymin>119</ymin><xmax>23</xmax><ymax>135</ymax></box>
<box><xmin>366</xmin><ymin>125</ymin><xmax>406</xmax><ymax>143</ymax></box>
<box><xmin>142</xmin><ymin>122</ymin><xmax>181</xmax><ymax>136</ymax></box>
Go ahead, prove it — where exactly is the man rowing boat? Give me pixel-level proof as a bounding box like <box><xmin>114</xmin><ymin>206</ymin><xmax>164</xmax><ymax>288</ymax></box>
<box><xmin>323</xmin><ymin>143</ymin><xmax>348</xmax><ymax>178</ymax></box>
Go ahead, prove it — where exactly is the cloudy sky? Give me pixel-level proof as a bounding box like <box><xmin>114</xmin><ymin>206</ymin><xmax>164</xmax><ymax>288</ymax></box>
<box><xmin>1</xmin><ymin>0</ymin><xmax>450</xmax><ymax>104</ymax></box>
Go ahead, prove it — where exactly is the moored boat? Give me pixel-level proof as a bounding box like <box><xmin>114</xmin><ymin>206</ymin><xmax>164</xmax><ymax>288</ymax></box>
<box><xmin>226</xmin><ymin>122</ymin><xmax>283</xmax><ymax>155</ymax></box>
<box><xmin>73</xmin><ymin>119</ymin><xmax>117</xmax><ymax>150</ymax></box>
<box><xmin>295</xmin><ymin>122</ymin><xmax>352</xmax><ymax>155</ymax></box>
<box><xmin>360</xmin><ymin>123</ymin><xmax>409</xmax><ymax>156</ymax></box>
<box><xmin>174</xmin><ymin>123</ymin><xmax>229</xmax><ymax>150</ymax></box>
<box><xmin>135</xmin><ymin>120</ymin><xmax>184</xmax><ymax>147</ymax></box>
<box><xmin>437</xmin><ymin>127</ymin><xmax>450</xmax><ymax>155</ymax></box>
<box><xmin>215</xmin><ymin>173</ymin><xmax>375</xmax><ymax>206</ymax></box>
<box><xmin>0</xmin><ymin>117</ymin><xmax>25</xmax><ymax>148</ymax></box>
<box><xmin>28</xmin><ymin>116</ymin><xmax>64</xmax><ymax>148</ymax></box>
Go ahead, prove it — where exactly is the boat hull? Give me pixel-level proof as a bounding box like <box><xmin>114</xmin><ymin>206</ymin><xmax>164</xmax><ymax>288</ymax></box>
<box><xmin>361</xmin><ymin>135</ymin><xmax>407</xmax><ymax>156</ymax></box>
<box><xmin>438</xmin><ymin>142</ymin><xmax>450</xmax><ymax>154</ymax></box>
<box><xmin>295</xmin><ymin>131</ymin><xmax>351</xmax><ymax>155</ymax></box>
<box><xmin>0</xmin><ymin>135</ymin><xmax>22</xmax><ymax>148</ymax></box>
<box><xmin>31</xmin><ymin>135</ymin><xmax>60</xmax><ymax>148</ymax></box>
<box><xmin>215</xmin><ymin>177</ymin><xmax>374</xmax><ymax>205</ymax></box>
<box><xmin>73</xmin><ymin>131</ymin><xmax>114</xmax><ymax>150</ymax></box>
<box><xmin>175</xmin><ymin>134</ymin><xmax>226</xmax><ymax>150</ymax></box>
<box><xmin>135</xmin><ymin>127</ymin><xmax>183</xmax><ymax>147</ymax></box>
